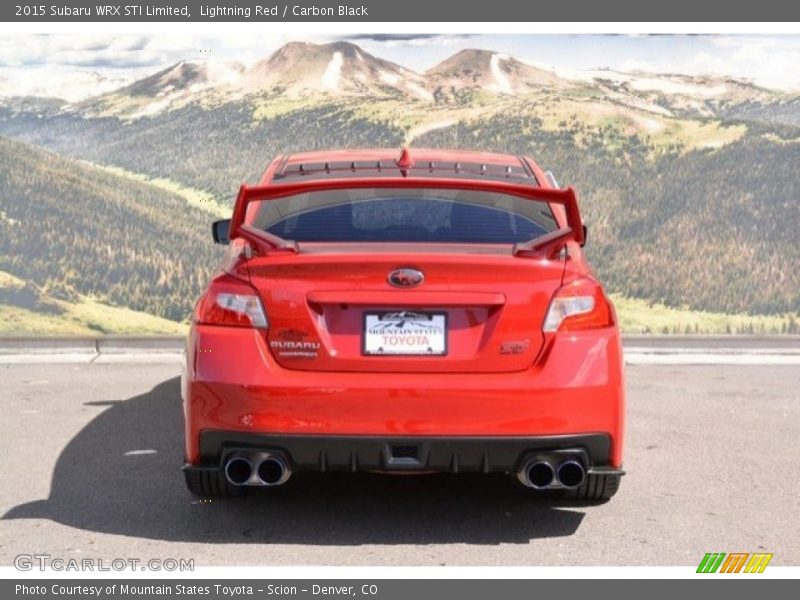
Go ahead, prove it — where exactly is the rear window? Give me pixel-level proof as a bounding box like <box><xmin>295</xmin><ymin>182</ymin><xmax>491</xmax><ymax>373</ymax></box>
<box><xmin>249</xmin><ymin>188</ymin><xmax>557</xmax><ymax>244</ymax></box>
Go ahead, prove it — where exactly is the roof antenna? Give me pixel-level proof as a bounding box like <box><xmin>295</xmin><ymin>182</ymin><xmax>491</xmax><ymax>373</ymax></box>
<box><xmin>396</xmin><ymin>147</ymin><xmax>415</xmax><ymax>176</ymax></box>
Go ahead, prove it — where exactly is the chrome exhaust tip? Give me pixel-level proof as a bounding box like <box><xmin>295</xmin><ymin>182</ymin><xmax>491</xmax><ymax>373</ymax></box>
<box><xmin>518</xmin><ymin>460</ymin><xmax>555</xmax><ymax>489</ymax></box>
<box><xmin>224</xmin><ymin>456</ymin><xmax>254</xmax><ymax>486</ymax></box>
<box><xmin>557</xmin><ymin>460</ymin><xmax>586</xmax><ymax>488</ymax></box>
<box><xmin>256</xmin><ymin>455</ymin><xmax>291</xmax><ymax>486</ymax></box>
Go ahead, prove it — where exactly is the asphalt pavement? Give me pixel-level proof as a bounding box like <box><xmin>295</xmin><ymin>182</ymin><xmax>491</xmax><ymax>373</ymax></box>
<box><xmin>0</xmin><ymin>361</ymin><xmax>798</xmax><ymax>566</ymax></box>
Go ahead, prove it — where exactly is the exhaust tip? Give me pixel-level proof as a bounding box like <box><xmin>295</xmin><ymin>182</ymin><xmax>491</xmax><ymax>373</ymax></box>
<box><xmin>257</xmin><ymin>456</ymin><xmax>290</xmax><ymax>486</ymax></box>
<box><xmin>224</xmin><ymin>457</ymin><xmax>253</xmax><ymax>486</ymax></box>
<box><xmin>557</xmin><ymin>460</ymin><xmax>586</xmax><ymax>488</ymax></box>
<box><xmin>519</xmin><ymin>460</ymin><xmax>555</xmax><ymax>489</ymax></box>
<box><xmin>527</xmin><ymin>461</ymin><xmax>556</xmax><ymax>488</ymax></box>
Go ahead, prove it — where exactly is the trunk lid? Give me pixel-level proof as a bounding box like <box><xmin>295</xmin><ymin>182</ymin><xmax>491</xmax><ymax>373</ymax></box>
<box><xmin>247</xmin><ymin>244</ymin><xmax>565</xmax><ymax>373</ymax></box>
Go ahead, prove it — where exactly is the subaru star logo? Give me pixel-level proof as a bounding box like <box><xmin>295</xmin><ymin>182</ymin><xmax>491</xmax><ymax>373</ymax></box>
<box><xmin>388</xmin><ymin>268</ymin><xmax>424</xmax><ymax>288</ymax></box>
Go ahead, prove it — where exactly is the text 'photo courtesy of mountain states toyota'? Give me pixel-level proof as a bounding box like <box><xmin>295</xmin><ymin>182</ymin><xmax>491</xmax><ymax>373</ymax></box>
<box><xmin>1</xmin><ymin>40</ymin><xmax>799</xmax><ymax>338</ymax></box>
<box><xmin>182</xmin><ymin>148</ymin><xmax>625</xmax><ymax>502</ymax></box>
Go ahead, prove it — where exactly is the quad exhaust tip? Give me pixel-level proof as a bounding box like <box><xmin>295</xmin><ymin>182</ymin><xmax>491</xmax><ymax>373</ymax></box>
<box><xmin>257</xmin><ymin>455</ymin><xmax>291</xmax><ymax>486</ymax></box>
<box><xmin>518</xmin><ymin>457</ymin><xmax>586</xmax><ymax>490</ymax></box>
<box><xmin>224</xmin><ymin>452</ymin><xmax>291</xmax><ymax>487</ymax></box>
<box><xmin>520</xmin><ymin>461</ymin><xmax>555</xmax><ymax>489</ymax></box>
<box><xmin>224</xmin><ymin>456</ymin><xmax>254</xmax><ymax>486</ymax></box>
<box><xmin>557</xmin><ymin>460</ymin><xmax>586</xmax><ymax>489</ymax></box>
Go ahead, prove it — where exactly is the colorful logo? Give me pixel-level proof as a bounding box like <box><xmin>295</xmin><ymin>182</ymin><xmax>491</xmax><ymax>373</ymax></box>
<box><xmin>697</xmin><ymin>552</ymin><xmax>773</xmax><ymax>573</ymax></box>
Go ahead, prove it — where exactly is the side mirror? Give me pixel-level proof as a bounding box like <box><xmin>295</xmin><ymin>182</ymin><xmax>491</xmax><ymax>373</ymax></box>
<box><xmin>212</xmin><ymin>219</ymin><xmax>230</xmax><ymax>245</ymax></box>
<box><xmin>580</xmin><ymin>224</ymin><xmax>588</xmax><ymax>247</ymax></box>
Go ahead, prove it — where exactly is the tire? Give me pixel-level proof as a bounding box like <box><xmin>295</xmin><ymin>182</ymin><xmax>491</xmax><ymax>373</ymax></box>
<box><xmin>563</xmin><ymin>472</ymin><xmax>622</xmax><ymax>502</ymax></box>
<box><xmin>184</xmin><ymin>468</ymin><xmax>244</xmax><ymax>498</ymax></box>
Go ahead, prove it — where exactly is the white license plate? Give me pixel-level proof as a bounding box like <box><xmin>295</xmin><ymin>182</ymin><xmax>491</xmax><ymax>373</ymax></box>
<box><xmin>363</xmin><ymin>311</ymin><xmax>447</xmax><ymax>356</ymax></box>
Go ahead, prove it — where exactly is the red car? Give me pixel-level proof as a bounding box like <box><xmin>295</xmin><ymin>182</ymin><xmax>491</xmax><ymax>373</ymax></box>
<box><xmin>183</xmin><ymin>148</ymin><xmax>625</xmax><ymax>501</ymax></box>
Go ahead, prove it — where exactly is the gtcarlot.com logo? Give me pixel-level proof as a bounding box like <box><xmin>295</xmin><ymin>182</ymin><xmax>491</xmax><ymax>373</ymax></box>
<box><xmin>14</xmin><ymin>554</ymin><xmax>194</xmax><ymax>572</ymax></box>
<box><xmin>697</xmin><ymin>552</ymin><xmax>773</xmax><ymax>573</ymax></box>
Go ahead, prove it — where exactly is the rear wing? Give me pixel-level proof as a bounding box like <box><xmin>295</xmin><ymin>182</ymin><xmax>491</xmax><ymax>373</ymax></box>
<box><xmin>227</xmin><ymin>178</ymin><xmax>584</xmax><ymax>253</ymax></box>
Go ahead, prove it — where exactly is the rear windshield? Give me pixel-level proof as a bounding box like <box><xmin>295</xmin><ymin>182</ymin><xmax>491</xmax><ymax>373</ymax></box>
<box><xmin>249</xmin><ymin>188</ymin><xmax>557</xmax><ymax>244</ymax></box>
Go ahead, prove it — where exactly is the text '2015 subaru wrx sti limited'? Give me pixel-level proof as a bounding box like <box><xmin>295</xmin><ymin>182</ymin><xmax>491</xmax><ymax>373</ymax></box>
<box><xmin>183</xmin><ymin>148</ymin><xmax>625</xmax><ymax>501</ymax></box>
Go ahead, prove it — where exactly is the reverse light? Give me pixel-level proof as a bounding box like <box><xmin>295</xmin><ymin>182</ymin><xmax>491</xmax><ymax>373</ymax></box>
<box><xmin>543</xmin><ymin>277</ymin><xmax>613</xmax><ymax>332</ymax></box>
<box><xmin>194</xmin><ymin>275</ymin><xmax>268</xmax><ymax>328</ymax></box>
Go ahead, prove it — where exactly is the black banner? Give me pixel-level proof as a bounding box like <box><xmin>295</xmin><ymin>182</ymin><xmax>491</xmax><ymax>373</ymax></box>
<box><xmin>4</xmin><ymin>0</ymin><xmax>800</xmax><ymax>22</ymax></box>
<box><xmin>4</xmin><ymin>579</ymin><xmax>796</xmax><ymax>600</ymax></box>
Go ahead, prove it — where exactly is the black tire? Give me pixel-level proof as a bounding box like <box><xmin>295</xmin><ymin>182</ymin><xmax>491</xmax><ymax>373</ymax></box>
<box><xmin>563</xmin><ymin>472</ymin><xmax>622</xmax><ymax>502</ymax></box>
<box><xmin>184</xmin><ymin>468</ymin><xmax>244</xmax><ymax>498</ymax></box>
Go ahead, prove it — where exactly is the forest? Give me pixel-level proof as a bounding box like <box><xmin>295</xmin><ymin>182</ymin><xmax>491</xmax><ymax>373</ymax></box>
<box><xmin>1</xmin><ymin>92</ymin><xmax>799</xmax><ymax>326</ymax></box>
<box><xmin>0</xmin><ymin>136</ymin><xmax>220</xmax><ymax>322</ymax></box>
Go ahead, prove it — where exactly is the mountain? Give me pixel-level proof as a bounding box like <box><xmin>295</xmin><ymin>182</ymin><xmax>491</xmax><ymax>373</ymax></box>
<box><xmin>72</xmin><ymin>42</ymin><xmax>433</xmax><ymax>120</ymax></box>
<box><xmin>724</xmin><ymin>94</ymin><xmax>800</xmax><ymax>128</ymax></box>
<box><xmin>244</xmin><ymin>41</ymin><xmax>431</xmax><ymax>100</ymax></box>
<box><xmin>586</xmin><ymin>71</ymin><xmax>774</xmax><ymax>118</ymax></box>
<box><xmin>18</xmin><ymin>42</ymin><xmax>782</xmax><ymax>122</ymax></box>
<box><xmin>0</xmin><ymin>95</ymin><xmax>66</xmax><ymax>116</ymax></box>
<box><xmin>0</xmin><ymin>135</ymin><xmax>220</xmax><ymax>324</ymax></box>
<box><xmin>426</xmin><ymin>49</ymin><xmax>571</xmax><ymax>102</ymax></box>
<box><xmin>81</xmin><ymin>60</ymin><xmax>245</xmax><ymax>118</ymax></box>
<box><xmin>124</xmin><ymin>60</ymin><xmax>245</xmax><ymax>96</ymax></box>
<box><xmin>0</xmin><ymin>68</ymin><xmax>135</xmax><ymax>103</ymax></box>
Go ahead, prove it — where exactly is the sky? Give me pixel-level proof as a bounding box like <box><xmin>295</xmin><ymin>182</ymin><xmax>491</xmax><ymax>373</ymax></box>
<box><xmin>2</xmin><ymin>33</ymin><xmax>800</xmax><ymax>100</ymax></box>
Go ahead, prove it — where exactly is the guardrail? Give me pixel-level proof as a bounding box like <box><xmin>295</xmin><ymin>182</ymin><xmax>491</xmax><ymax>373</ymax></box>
<box><xmin>1</xmin><ymin>335</ymin><xmax>799</xmax><ymax>354</ymax></box>
<box><xmin>0</xmin><ymin>336</ymin><xmax>185</xmax><ymax>354</ymax></box>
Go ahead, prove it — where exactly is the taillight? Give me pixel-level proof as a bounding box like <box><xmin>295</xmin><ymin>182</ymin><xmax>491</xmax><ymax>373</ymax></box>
<box><xmin>543</xmin><ymin>277</ymin><xmax>613</xmax><ymax>332</ymax></box>
<box><xmin>194</xmin><ymin>274</ymin><xmax>268</xmax><ymax>328</ymax></box>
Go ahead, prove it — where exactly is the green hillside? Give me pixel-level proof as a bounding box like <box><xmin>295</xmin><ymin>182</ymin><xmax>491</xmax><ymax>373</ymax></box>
<box><xmin>414</xmin><ymin>113</ymin><xmax>800</xmax><ymax>315</ymax></box>
<box><xmin>611</xmin><ymin>295</ymin><xmax>798</xmax><ymax>335</ymax></box>
<box><xmin>1</xmin><ymin>43</ymin><xmax>800</xmax><ymax>326</ymax></box>
<box><xmin>0</xmin><ymin>271</ymin><xmax>186</xmax><ymax>335</ymax></box>
<box><xmin>0</xmin><ymin>102</ymin><xmax>404</xmax><ymax>202</ymax></box>
<box><xmin>0</xmin><ymin>136</ymin><xmax>220</xmax><ymax>324</ymax></box>
<box><xmin>0</xmin><ymin>129</ymin><xmax>798</xmax><ymax>336</ymax></box>
<box><xmin>725</xmin><ymin>97</ymin><xmax>800</xmax><ymax>129</ymax></box>
<box><xmin>3</xmin><ymin>100</ymin><xmax>800</xmax><ymax>318</ymax></box>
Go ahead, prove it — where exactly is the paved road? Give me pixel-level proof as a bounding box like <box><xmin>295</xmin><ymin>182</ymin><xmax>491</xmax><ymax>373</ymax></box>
<box><xmin>1</xmin><ymin>362</ymin><xmax>798</xmax><ymax>566</ymax></box>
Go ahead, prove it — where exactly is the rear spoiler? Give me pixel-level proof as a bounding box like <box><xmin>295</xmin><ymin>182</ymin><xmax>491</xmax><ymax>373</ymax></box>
<box><xmin>227</xmin><ymin>178</ymin><xmax>584</xmax><ymax>252</ymax></box>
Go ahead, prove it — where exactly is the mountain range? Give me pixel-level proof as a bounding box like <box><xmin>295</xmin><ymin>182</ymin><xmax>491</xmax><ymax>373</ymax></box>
<box><xmin>1</xmin><ymin>40</ymin><xmax>799</xmax><ymax>333</ymax></box>
<box><xmin>3</xmin><ymin>41</ymin><xmax>786</xmax><ymax>120</ymax></box>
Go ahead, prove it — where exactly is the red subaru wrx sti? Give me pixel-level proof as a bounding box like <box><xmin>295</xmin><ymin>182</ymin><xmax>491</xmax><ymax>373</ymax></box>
<box><xmin>183</xmin><ymin>148</ymin><xmax>625</xmax><ymax>501</ymax></box>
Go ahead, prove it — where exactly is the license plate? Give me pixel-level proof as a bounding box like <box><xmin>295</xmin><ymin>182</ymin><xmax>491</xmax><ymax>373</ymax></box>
<box><xmin>363</xmin><ymin>311</ymin><xmax>447</xmax><ymax>356</ymax></box>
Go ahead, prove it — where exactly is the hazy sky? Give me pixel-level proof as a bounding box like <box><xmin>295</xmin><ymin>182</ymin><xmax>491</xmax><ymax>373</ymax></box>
<box><xmin>2</xmin><ymin>33</ymin><xmax>800</xmax><ymax>92</ymax></box>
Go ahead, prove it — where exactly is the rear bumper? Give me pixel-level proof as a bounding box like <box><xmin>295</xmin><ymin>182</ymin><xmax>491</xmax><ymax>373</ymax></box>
<box><xmin>190</xmin><ymin>432</ymin><xmax>616</xmax><ymax>472</ymax></box>
<box><xmin>183</xmin><ymin>324</ymin><xmax>625</xmax><ymax>467</ymax></box>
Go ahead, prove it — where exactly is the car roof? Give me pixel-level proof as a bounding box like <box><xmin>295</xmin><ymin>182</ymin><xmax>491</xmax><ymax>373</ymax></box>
<box><xmin>261</xmin><ymin>148</ymin><xmax>542</xmax><ymax>186</ymax></box>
